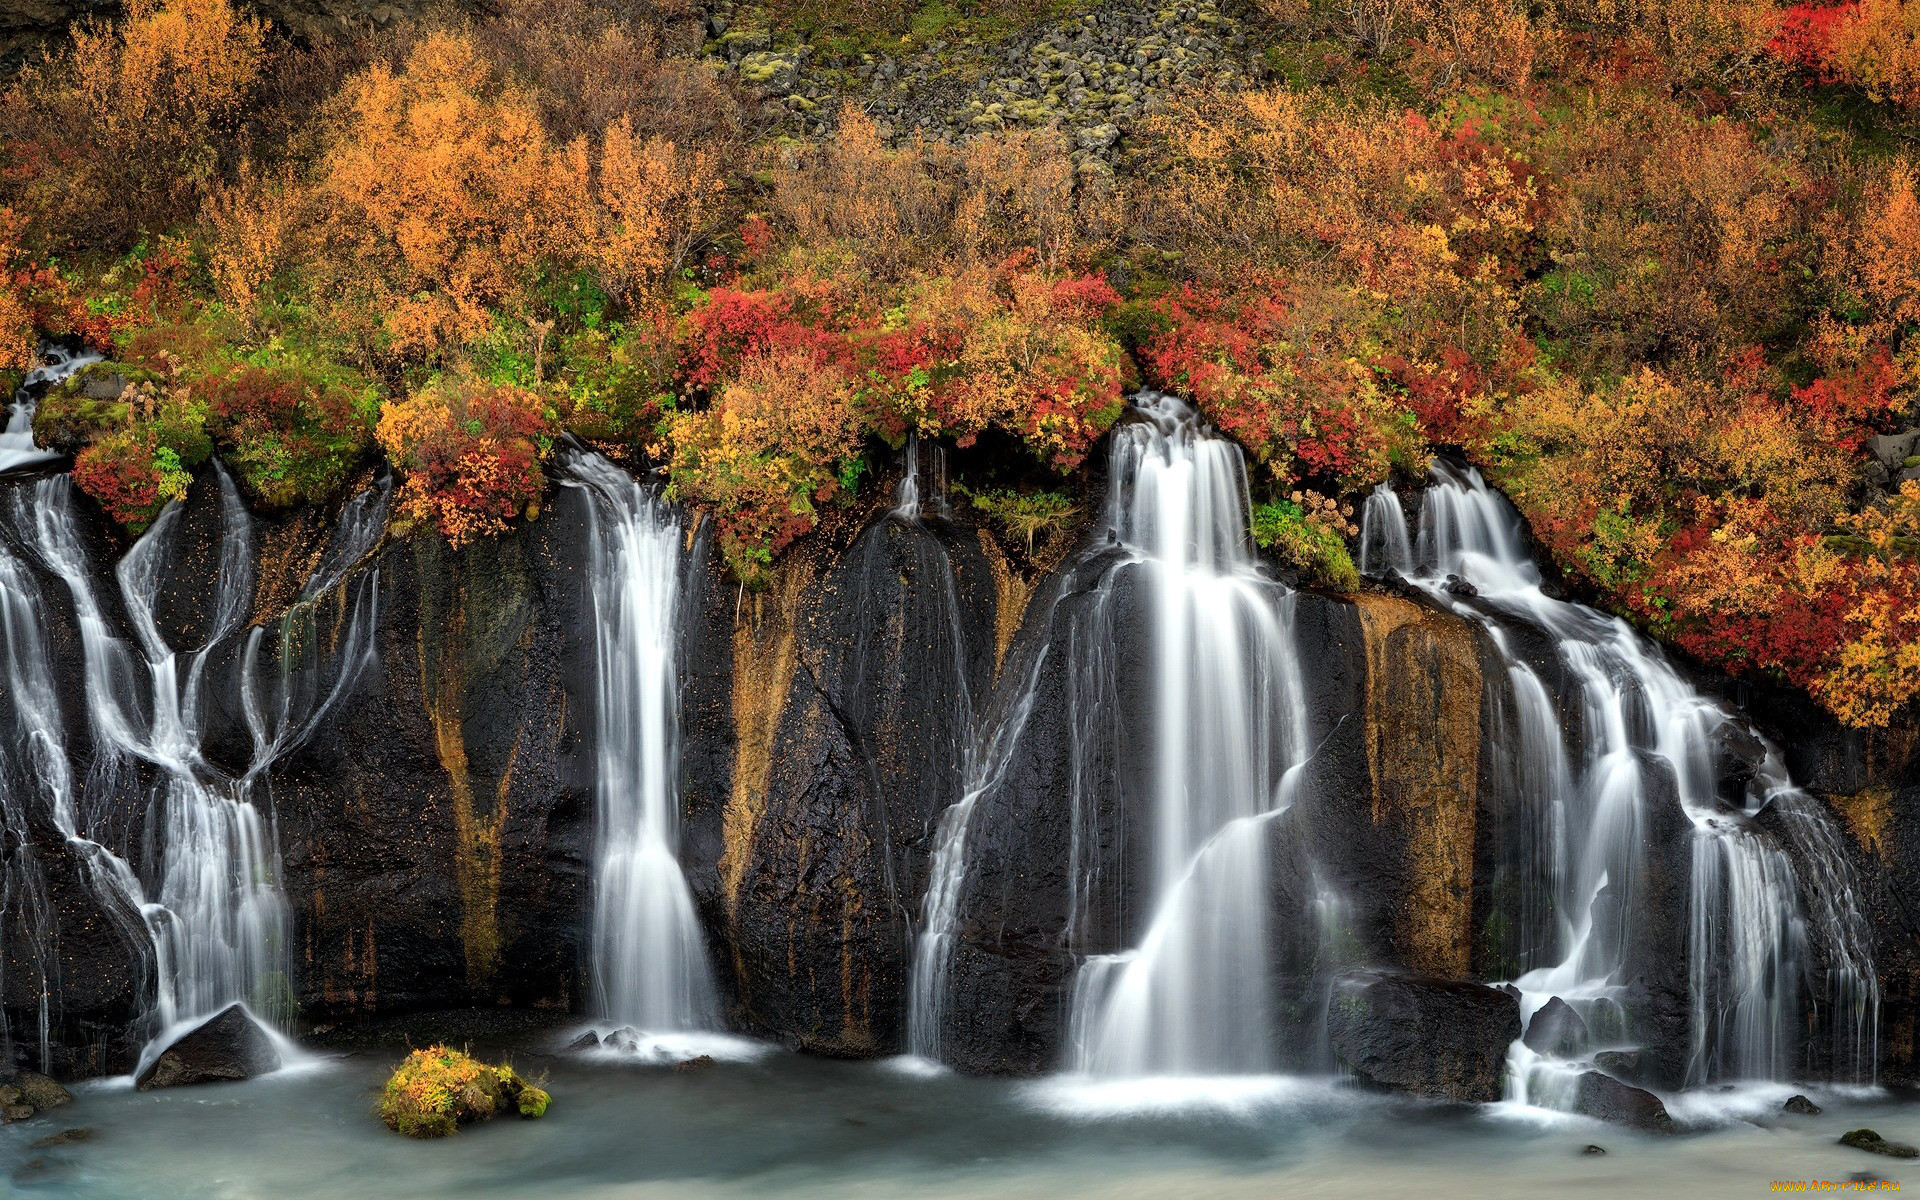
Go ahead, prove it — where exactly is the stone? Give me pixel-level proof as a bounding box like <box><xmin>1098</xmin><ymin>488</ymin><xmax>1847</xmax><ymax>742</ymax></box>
<box><xmin>1593</xmin><ymin>1049</ymin><xmax>1647</xmax><ymax>1084</ymax></box>
<box><xmin>1582</xmin><ymin>1144</ymin><xmax>1607</xmax><ymax>1155</ymax></box>
<box><xmin>674</xmin><ymin>1055</ymin><xmax>715</xmax><ymax>1072</ymax></box>
<box><xmin>603</xmin><ymin>1028</ymin><xmax>640</xmax><ymax>1053</ymax></box>
<box><xmin>567</xmin><ymin>1030</ymin><xmax>601</xmax><ymax>1050</ymax></box>
<box><xmin>1573</xmin><ymin>1071</ymin><xmax>1675</xmax><ymax>1134</ymax></box>
<box><xmin>29</xmin><ymin>1128</ymin><xmax>92</xmax><ymax>1148</ymax></box>
<box><xmin>1840</xmin><ymin>1129</ymin><xmax>1919</xmax><ymax>1158</ymax></box>
<box><xmin>1522</xmin><ymin>997</ymin><xmax>1590</xmax><ymax>1057</ymax></box>
<box><xmin>135</xmin><ymin>1004</ymin><xmax>282</xmax><ymax>1091</ymax></box>
<box><xmin>1868</xmin><ymin>431</ymin><xmax>1919</xmax><ymax>469</ymax></box>
<box><xmin>1327</xmin><ymin>972</ymin><xmax>1522</xmax><ymax>1103</ymax></box>
<box><xmin>1782</xmin><ymin>1094</ymin><xmax>1823</xmax><ymax>1115</ymax></box>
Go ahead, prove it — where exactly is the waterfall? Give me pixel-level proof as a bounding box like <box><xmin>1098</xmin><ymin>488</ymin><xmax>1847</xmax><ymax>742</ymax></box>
<box><xmin>3</xmin><ymin>469</ymin><xmax>384</xmax><ymax>1069</ymax></box>
<box><xmin>904</xmin><ymin>394</ymin><xmax>1311</xmax><ymax>1080</ymax></box>
<box><xmin>1064</xmin><ymin>394</ymin><xmax>1308</xmax><ymax>1078</ymax></box>
<box><xmin>1361</xmin><ymin>462</ymin><xmax>1880</xmax><ymax>1097</ymax></box>
<box><xmin>893</xmin><ymin>433</ymin><xmax>951</xmax><ymax>524</ymax></box>
<box><xmin>0</xmin><ymin>344</ymin><xmax>100</xmax><ymax>475</ymax></box>
<box><xmin>904</xmin><ymin>651</ymin><xmax>1049</xmax><ymax>1066</ymax></box>
<box><xmin>566</xmin><ymin>451</ymin><xmax>720</xmax><ymax>1044</ymax></box>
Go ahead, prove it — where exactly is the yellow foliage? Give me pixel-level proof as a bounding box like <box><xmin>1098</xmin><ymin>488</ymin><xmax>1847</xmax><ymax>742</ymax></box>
<box><xmin>587</xmin><ymin>117</ymin><xmax>726</xmax><ymax>302</ymax></box>
<box><xmin>1830</xmin><ymin>0</ymin><xmax>1920</xmax><ymax>112</ymax></box>
<box><xmin>315</xmin><ymin>31</ymin><xmax>591</xmax><ymax>358</ymax></box>
<box><xmin>2</xmin><ymin>0</ymin><xmax>267</xmax><ymax>245</ymax></box>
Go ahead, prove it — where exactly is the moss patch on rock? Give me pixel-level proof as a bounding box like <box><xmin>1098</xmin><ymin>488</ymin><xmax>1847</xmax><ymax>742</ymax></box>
<box><xmin>377</xmin><ymin>1046</ymin><xmax>551</xmax><ymax>1138</ymax></box>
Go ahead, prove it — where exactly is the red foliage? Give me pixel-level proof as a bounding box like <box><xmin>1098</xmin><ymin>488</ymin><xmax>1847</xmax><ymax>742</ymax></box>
<box><xmin>71</xmin><ymin>432</ymin><xmax>163</xmax><ymax>527</ymax></box>
<box><xmin>1769</xmin><ymin>2</ymin><xmax>1859</xmax><ymax>79</ymax></box>
<box><xmin>1791</xmin><ymin>346</ymin><xmax>1901</xmax><ymax>443</ymax></box>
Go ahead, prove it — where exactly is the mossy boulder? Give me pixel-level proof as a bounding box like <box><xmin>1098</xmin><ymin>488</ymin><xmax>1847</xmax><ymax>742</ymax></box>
<box><xmin>378</xmin><ymin>1046</ymin><xmax>550</xmax><ymax>1138</ymax></box>
<box><xmin>32</xmin><ymin>362</ymin><xmax>158</xmax><ymax>455</ymax></box>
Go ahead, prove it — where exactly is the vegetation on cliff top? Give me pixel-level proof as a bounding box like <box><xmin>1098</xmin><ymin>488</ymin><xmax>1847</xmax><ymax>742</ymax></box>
<box><xmin>0</xmin><ymin>0</ymin><xmax>1916</xmax><ymax>724</ymax></box>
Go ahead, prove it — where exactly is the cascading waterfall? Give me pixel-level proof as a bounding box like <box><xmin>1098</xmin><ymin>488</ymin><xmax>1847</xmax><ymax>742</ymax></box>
<box><xmin>566</xmin><ymin>452</ymin><xmax>721</xmax><ymax>1047</ymax></box>
<box><xmin>1066</xmin><ymin>394</ymin><xmax>1309</xmax><ymax>1079</ymax></box>
<box><xmin>0</xmin><ymin>344</ymin><xmax>99</xmax><ymax>475</ymax></box>
<box><xmin>3</xmin><ymin>468</ymin><xmax>384</xmax><ymax>1068</ymax></box>
<box><xmin>906</xmin><ymin>394</ymin><xmax>1313</xmax><ymax>1081</ymax></box>
<box><xmin>893</xmin><ymin>433</ymin><xmax>951</xmax><ymax>522</ymax></box>
<box><xmin>1360</xmin><ymin>462</ymin><xmax>1880</xmax><ymax>1100</ymax></box>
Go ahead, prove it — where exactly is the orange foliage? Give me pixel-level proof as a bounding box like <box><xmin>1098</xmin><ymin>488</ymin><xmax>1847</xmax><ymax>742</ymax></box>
<box><xmin>0</xmin><ymin>0</ymin><xmax>267</xmax><ymax>247</ymax></box>
<box><xmin>1827</xmin><ymin>0</ymin><xmax>1920</xmax><ymax>111</ymax></box>
<box><xmin>315</xmin><ymin>31</ymin><xmax>590</xmax><ymax>359</ymax></box>
<box><xmin>376</xmin><ymin>380</ymin><xmax>559</xmax><ymax>546</ymax></box>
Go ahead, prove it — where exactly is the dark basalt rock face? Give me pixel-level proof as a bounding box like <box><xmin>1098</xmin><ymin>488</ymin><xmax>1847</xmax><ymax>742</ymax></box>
<box><xmin>135</xmin><ymin>1004</ymin><xmax>280</xmax><ymax>1090</ymax></box>
<box><xmin>934</xmin><ymin>545</ymin><xmax>1155</xmax><ymax>1075</ymax></box>
<box><xmin>1325</xmin><ymin>970</ymin><xmax>1521</xmax><ymax>1103</ymax></box>
<box><xmin>712</xmin><ymin>513</ymin><xmax>1000</xmax><ymax>1056</ymax></box>
<box><xmin>0</xmin><ymin>452</ymin><xmax>1910</xmax><ymax>1098</ymax></box>
<box><xmin>271</xmin><ymin>486</ymin><xmax>596</xmax><ymax>1020</ymax></box>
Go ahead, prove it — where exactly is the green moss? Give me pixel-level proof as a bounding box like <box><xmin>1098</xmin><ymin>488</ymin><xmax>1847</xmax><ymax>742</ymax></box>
<box><xmin>378</xmin><ymin>1047</ymin><xmax>550</xmax><ymax>1139</ymax></box>
<box><xmin>1250</xmin><ymin>498</ymin><xmax>1359</xmax><ymax>591</ymax></box>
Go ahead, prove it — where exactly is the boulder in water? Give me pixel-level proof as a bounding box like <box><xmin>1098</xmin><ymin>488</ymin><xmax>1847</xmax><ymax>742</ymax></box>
<box><xmin>28</xmin><ymin>1128</ymin><xmax>92</xmax><ymax>1148</ymax></box>
<box><xmin>603</xmin><ymin>1028</ymin><xmax>640</xmax><ymax>1053</ymax></box>
<box><xmin>1582</xmin><ymin>1144</ymin><xmax>1607</xmax><ymax>1155</ymax></box>
<box><xmin>567</xmin><ymin>1030</ymin><xmax>601</xmax><ymax>1050</ymax></box>
<box><xmin>0</xmin><ymin>1071</ymin><xmax>72</xmax><ymax>1121</ymax></box>
<box><xmin>1783</xmin><ymin>1094</ymin><xmax>1823</xmax><ymax>1115</ymax></box>
<box><xmin>1522</xmin><ymin>997</ymin><xmax>1590</xmax><ymax>1057</ymax></box>
<box><xmin>1326</xmin><ymin>972</ymin><xmax>1521</xmax><ymax>1103</ymax></box>
<box><xmin>135</xmin><ymin>1004</ymin><xmax>281</xmax><ymax>1091</ymax></box>
<box><xmin>1573</xmin><ymin>1071</ymin><xmax>1675</xmax><ymax>1134</ymax></box>
<box><xmin>675</xmin><ymin>1055</ymin><xmax>715</xmax><ymax>1072</ymax></box>
<box><xmin>1592</xmin><ymin>1049</ymin><xmax>1647</xmax><ymax>1085</ymax></box>
<box><xmin>1840</xmin><ymin>1129</ymin><xmax>1919</xmax><ymax>1158</ymax></box>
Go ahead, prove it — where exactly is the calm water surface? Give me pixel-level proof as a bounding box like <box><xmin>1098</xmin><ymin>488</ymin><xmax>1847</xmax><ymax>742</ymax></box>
<box><xmin>3</xmin><ymin>1029</ymin><xmax>1913</xmax><ymax>1199</ymax></box>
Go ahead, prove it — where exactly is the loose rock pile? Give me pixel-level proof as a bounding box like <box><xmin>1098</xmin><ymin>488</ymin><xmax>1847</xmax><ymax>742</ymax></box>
<box><xmin>701</xmin><ymin>0</ymin><xmax>1259</xmax><ymax>164</ymax></box>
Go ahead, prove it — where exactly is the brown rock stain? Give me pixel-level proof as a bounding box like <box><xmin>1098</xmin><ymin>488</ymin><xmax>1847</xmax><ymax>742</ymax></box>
<box><xmin>1827</xmin><ymin>785</ymin><xmax>1894</xmax><ymax>862</ymax></box>
<box><xmin>977</xmin><ymin>530</ymin><xmax>1032</xmax><ymax>677</ymax></box>
<box><xmin>720</xmin><ymin>560</ymin><xmax>812</xmax><ymax>919</ymax></box>
<box><xmin>1354</xmin><ymin>594</ymin><xmax>1482</xmax><ymax>980</ymax></box>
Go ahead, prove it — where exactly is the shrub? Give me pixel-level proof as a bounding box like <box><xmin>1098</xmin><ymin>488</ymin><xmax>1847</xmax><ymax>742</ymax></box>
<box><xmin>956</xmin><ymin>485</ymin><xmax>1081</xmax><ymax>556</ymax></box>
<box><xmin>0</xmin><ymin>0</ymin><xmax>267</xmax><ymax>250</ymax></box>
<box><xmin>377</xmin><ymin>1046</ymin><xmax>550</xmax><ymax>1139</ymax></box>
<box><xmin>205</xmin><ymin>364</ymin><xmax>379</xmax><ymax>508</ymax></box>
<box><xmin>1251</xmin><ymin>495</ymin><xmax>1361</xmax><ymax>591</ymax></box>
<box><xmin>376</xmin><ymin>380</ymin><xmax>560</xmax><ymax>547</ymax></box>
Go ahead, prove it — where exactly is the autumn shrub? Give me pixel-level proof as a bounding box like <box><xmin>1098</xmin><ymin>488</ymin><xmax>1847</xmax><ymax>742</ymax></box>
<box><xmin>0</xmin><ymin>0</ymin><xmax>267</xmax><ymax>250</ymax></box>
<box><xmin>378</xmin><ymin>1046</ymin><xmax>549</xmax><ymax>1139</ymax></box>
<box><xmin>204</xmin><ymin>364</ymin><xmax>379</xmax><ymax>508</ymax></box>
<box><xmin>377</xmin><ymin>380</ymin><xmax>560</xmax><ymax>547</ymax></box>
<box><xmin>1773</xmin><ymin>0</ymin><xmax>1920</xmax><ymax>111</ymax></box>
<box><xmin>900</xmin><ymin>266</ymin><xmax>1132</xmax><ymax>470</ymax></box>
<box><xmin>665</xmin><ymin>345</ymin><xmax>866</xmax><ymax>582</ymax></box>
<box><xmin>66</xmin><ymin>373</ymin><xmax>213</xmax><ymax>530</ymax></box>
<box><xmin>1139</xmin><ymin>284</ymin><xmax>1423</xmax><ymax>490</ymax></box>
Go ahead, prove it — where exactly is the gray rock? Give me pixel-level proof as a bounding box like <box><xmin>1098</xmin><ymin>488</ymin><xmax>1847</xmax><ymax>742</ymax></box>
<box><xmin>1328</xmin><ymin>972</ymin><xmax>1522</xmax><ymax>1103</ymax></box>
<box><xmin>1869</xmin><ymin>431</ymin><xmax>1919</xmax><ymax>469</ymax></box>
<box><xmin>1783</xmin><ymin>1094</ymin><xmax>1823</xmax><ymax>1115</ymax></box>
<box><xmin>1522</xmin><ymin>996</ymin><xmax>1590</xmax><ymax>1057</ymax></box>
